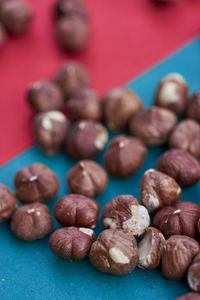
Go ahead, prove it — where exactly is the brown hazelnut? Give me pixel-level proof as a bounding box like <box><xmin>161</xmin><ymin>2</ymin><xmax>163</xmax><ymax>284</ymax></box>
<box><xmin>65</xmin><ymin>120</ymin><xmax>108</xmax><ymax>160</ymax></box>
<box><xmin>67</xmin><ymin>160</ymin><xmax>108</xmax><ymax>197</ymax></box>
<box><xmin>162</xmin><ymin>235</ymin><xmax>199</xmax><ymax>280</ymax></box>
<box><xmin>14</xmin><ymin>163</ymin><xmax>59</xmax><ymax>204</ymax></box>
<box><xmin>169</xmin><ymin>119</ymin><xmax>200</xmax><ymax>158</ymax></box>
<box><xmin>187</xmin><ymin>253</ymin><xmax>200</xmax><ymax>293</ymax></box>
<box><xmin>153</xmin><ymin>202</ymin><xmax>200</xmax><ymax>238</ymax></box>
<box><xmin>129</xmin><ymin>106</ymin><xmax>177</xmax><ymax>146</ymax></box>
<box><xmin>89</xmin><ymin>229</ymin><xmax>139</xmax><ymax>275</ymax></box>
<box><xmin>157</xmin><ymin>149</ymin><xmax>200</xmax><ymax>187</ymax></box>
<box><xmin>33</xmin><ymin>111</ymin><xmax>69</xmax><ymax>155</ymax></box>
<box><xmin>54</xmin><ymin>194</ymin><xmax>100</xmax><ymax>228</ymax></box>
<box><xmin>185</xmin><ymin>91</ymin><xmax>200</xmax><ymax>123</ymax></box>
<box><xmin>138</xmin><ymin>227</ymin><xmax>165</xmax><ymax>269</ymax></box>
<box><xmin>54</xmin><ymin>0</ymin><xmax>88</xmax><ymax>20</ymax></box>
<box><xmin>49</xmin><ymin>227</ymin><xmax>95</xmax><ymax>261</ymax></box>
<box><xmin>140</xmin><ymin>168</ymin><xmax>181</xmax><ymax>213</ymax></box>
<box><xmin>0</xmin><ymin>183</ymin><xmax>16</xmax><ymax>222</ymax></box>
<box><xmin>101</xmin><ymin>195</ymin><xmax>150</xmax><ymax>237</ymax></box>
<box><xmin>175</xmin><ymin>293</ymin><xmax>200</xmax><ymax>300</ymax></box>
<box><xmin>104</xmin><ymin>135</ymin><xmax>147</xmax><ymax>178</ymax></box>
<box><xmin>0</xmin><ymin>22</ymin><xmax>6</xmax><ymax>46</ymax></box>
<box><xmin>10</xmin><ymin>202</ymin><xmax>54</xmax><ymax>241</ymax></box>
<box><xmin>103</xmin><ymin>87</ymin><xmax>143</xmax><ymax>131</ymax></box>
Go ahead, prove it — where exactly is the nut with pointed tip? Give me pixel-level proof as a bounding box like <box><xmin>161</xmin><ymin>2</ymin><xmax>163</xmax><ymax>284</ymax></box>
<box><xmin>185</xmin><ymin>91</ymin><xmax>200</xmax><ymax>123</ymax></box>
<box><xmin>0</xmin><ymin>183</ymin><xmax>16</xmax><ymax>223</ymax></box>
<box><xmin>187</xmin><ymin>253</ymin><xmax>200</xmax><ymax>293</ymax></box>
<box><xmin>175</xmin><ymin>293</ymin><xmax>200</xmax><ymax>300</ymax></box>
<box><xmin>54</xmin><ymin>0</ymin><xmax>88</xmax><ymax>20</ymax></box>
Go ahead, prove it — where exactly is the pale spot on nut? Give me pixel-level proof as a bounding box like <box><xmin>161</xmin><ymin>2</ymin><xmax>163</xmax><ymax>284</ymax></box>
<box><xmin>144</xmin><ymin>169</ymin><xmax>154</xmax><ymax>175</ymax></box>
<box><xmin>79</xmin><ymin>162</ymin><xmax>85</xmax><ymax>168</ymax></box>
<box><xmin>188</xmin><ymin>272</ymin><xmax>200</xmax><ymax>292</ymax></box>
<box><xmin>109</xmin><ymin>247</ymin><xmax>130</xmax><ymax>264</ymax></box>
<box><xmin>42</xmin><ymin>117</ymin><xmax>52</xmax><ymax>130</ymax></box>
<box><xmin>36</xmin><ymin>211</ymin><xmax>41</xmax><ymax>216</ymax></box>
<box><xmin>29</xmin><ymin>175</ymin><xmax>38</xmax><ymax>182</ymax></box>
<box><xmin>103</xmin><ymin>218</ymin><xmax>117</xmax><ymax>230</ymax></box>
<box><xmin>142</xmin><ymin>192</ymin><xmax>160</xmax><ymax>212</ymax></box>
<box><xmin>46</xmin><ymin>111</ymin><xmax>66</xmax><ymax>122</ymax></box>
<box><xmin>164</xmin><ymin>73</ymin><xmax>186</xmax><ymax>84</ymax></box>
<box><xmin>177</xmin><ymin>187</ymin><xmax>181</xmax><ymax>195</ymax></box>
<box><xmin>173</xmin><ymin>209</ymin><xmax>181</xmax><ymax>215</ymax></box>
<box><xmin>79</xmin><ymin>121</ymin><xmax>86</xmax><ymax>129</ymax></box>
<box><xmin>119</xmin><ymin>142</ymin><xmax>125</xmax><ymax>148</ymax></box>
<box><xmin>94</xmin><ymin>130</ymin><xmax>108</xmax><ymax>150</ymax></box>
<box><xmin>79</xmin><ymin>228</ymin><xmax>94</xmax><ymax>236</ymax></box>
<box><xmin>138</xmin><ymin>230</ymin><xmax>152</xmax><ymax>268</ymax></box>
<box><xmin>159</xmin><ymin>81</ymin><xmax>179</xmax><ymax>104</ymax></box>
<box><xmin>27</xmin><ymin>208</ymin><xmax>35</xmax><ymax>214</ymax></box>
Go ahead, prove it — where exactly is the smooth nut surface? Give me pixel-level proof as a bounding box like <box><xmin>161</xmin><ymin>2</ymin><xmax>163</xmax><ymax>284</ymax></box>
<box><xmin>0</xmin><ymin>183</ymin><xmax>16</xmax><ymax>222</ymax></box>
<box><xmin>186</xmin><ymin>91</ymin><xmax>200</xmax><ymax>122</ymax></box>
<box><xmin>175</xmin><ymin>293</ymin><xmax>200</xmax><ymax>300</ymax></box>
<box><xmin>187</xmin><ymin>253</ymin><xmax>200</xmax><ymax>292</ymax></box>
<box><xmin>54</xmin><ymin>0</ymin><xmax>88</xmax><ymax>19</ymax></box>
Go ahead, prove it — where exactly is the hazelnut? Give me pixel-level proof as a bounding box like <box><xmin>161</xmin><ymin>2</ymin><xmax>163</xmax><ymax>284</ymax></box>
<box><xmin>162</xmin><ymin>235</ymin><xmax>199</xmax><ymax>280</ymax></box>
<box><xmin>157</xmin><ymin>149</ymin><xmax>200</xmax><ymax>187</ymax></box>
<box><xmin>0</xmin><ymin>183</ymin><xmax>16</xmax><ymax>222</ymax></box>
<box><xmin>103</xmin><ymin>87</ymin><xmax>143</xmax><ymax>131</ymax></box>
<box><xmin>54</xmin><ymin>0</ymin><xmax>88</xmax><ymax>20</ymax></box>
<box><xmin>140</xmin><ymin>168</ymin><xmax>181</xmax><ymax>213</ymax></box>
<box><xmin>10</xmin><ymin>202</ymin><xmax>54</xmax><ymax>241</ymax></box>
<box><xmin>129</xmin><ymin>106</ymin><xmax>177</xmax><ymax>146</ymax></box>
<box><xmin>104</xmin><ymin>135</ymin><xmax>147</xmax><ymax>178</ymax></box>
<box><xmin>54</xmin><ymin>194</ymin><xmax>100</xmax><ymax>228</ymax></box>
<box><xmin>101</xmin><ymin>195</ymin><xmax>150</xmax><ymax>237</ymax></box>
<box><xmin>187</xmin><ymin>253</ymin><xmax>200</xmax><ymax>293</ymax></box>
<box><xmin>49</xmin><ymin>227</ymin><xmax>95</xmax><ymax>261</ymax></box>
<box><xmin>185</xmin><ymin>91</ymin><xmax>200</xmax><ymax>122</ymax></box>
<box><xmin>65</xmin><ymin>120</ymin><xmax>108</xmax><ymax>160</ymax></box>
<box><xmin>67</xmin><ymin>160</ymin><xmax>108</xmax><ymax>197</ymax></box>
<box><xmin>14</xmin><ymin>163</ymin><xmax>59</xmax><ymax>204</ymax></box>
<box><xmin>0</xmin><ymin>22</ymin><xmax>6</xmax><ymax>46</ymax></box>
<box><xmin>175</xmin><ymin>293</ymin><xmax>200</xmax><ymax>300</ymax></box>
<box><xmin>89</xmin><ymin>229</ymin><xmax>139</xmax><ymax>275</ymax></box>
<box><xmin>154</xmin><ymin>202</ymin><xmax>200</xmax><ymax>238</ymax></box>
<box><xmin>138</xmin><ymin>227</ymin><xmax>165</xmax><ymax>269</ymax></box>
<box><xmin>33</xmin><ymin>111</ymin><xmax>69</xmax><ymax>155</ymax></box>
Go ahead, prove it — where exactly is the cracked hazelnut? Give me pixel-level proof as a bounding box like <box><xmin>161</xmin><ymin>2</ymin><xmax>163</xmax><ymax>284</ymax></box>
<box><xmin>54</xmin><ymin>0</ymin><xmax>88</xmax><ymax>20</ymax></box>
<box><xmin>187</xmin><ymin>253</ymin><xmax>200</xmax><ymax>293</ymax></box>
<box><xmin>0</xmin><ymin>22</ymin><xmax>6</xmax><ymax>46</ymax></box>
<box><xmin>65</xmin><ymin>120</ymin><xmax>108</xmax><ymax>159</ymax></box>
<box><xmin>33</xmin><ymin>111</ymin><xmax>69</xmax><ymax>155</ymax></box>
<box><xmin>186</xmin><ymin>91</ymin><xmax>200</xmax><ymax>123</ymax></box>
<box><xmin>10</xmin><ymin>202</ymin><xmax>53</xmax><ymax>241</ymax></box>
<box><xmin>89</xmin><ymin>229</ymin><xmax>139</xmax><ymax>275</ymax></box>
<box><xmin>175</xmin><ymin>293</ymin><xmax>200</xmax><ymax>300</ymax></box>
<box><xmin>104</xmin><ymin>135</ymin><xmax>147</xmax><ymax>178</ymax></box>
<box><xmin>49</xmin><ymin>227</ymin><xmax>95</xmax><ymax>261</ymax></box>
<box><xmin>129</xmin><ymin>106</ymin><xmax>177</xmax><ymax>146</ymax></box>
<box><xmin>14</xmin><ymin>163</ymin><xmax>59</xmax><ymax>204</ymax></box>
<box><xmin>0</xmin><ymin>183</ymin><xmax>16</xmax><ymax>222</ymax></box>
<box><xmin>54</xmin><ymin>194</ymin><xmax>100</xmax><ymax>228</ymax></box>
<box><xmin>138</xmin><ymin>227</ymin><xmax>165</xmax><ymax>269</ymax></box>
<box><xmin>67</xmin><ymin>160</ymin><xmax>108</xmax><ymax>197</ymax></box>
<box><xmin>101</xmin><ymin>195</ymin><xmax>150</xmax><ymax>237</ymax></box>
<box><xmin>140</xmin><ymin>168</ymin><xmax>181</xmax><ymax>213</ymax></box>
<box><xmin>157</xmin><ymin>149</ymin><xmax>200</xmax><ymax>187</ymax></box>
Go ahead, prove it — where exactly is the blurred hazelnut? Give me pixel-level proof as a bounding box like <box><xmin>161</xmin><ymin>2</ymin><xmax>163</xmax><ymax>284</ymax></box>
<box><xmin>175</xmin><ymin>293</ymin><xmax>200</xmax><ymax>300</ymax></box>
<box><xmin>101</xmin><ymin>195</ymin><xmax>150</xmax><ymax>237</ymax></box>
<box><xmin>104</xmin><ymin>135</ymin><xmax>147</xmax><ymax>178</ymax></box>
<box><xmin>157</xmin><ymin>149</ymin><xmax>200</xmax><ymax>187</ymax></box>
<box><xmin>67</xmin><ymin>160</ymin><xmax>108</xmax><ymax>197</ymax></box>
<box><xmin>65</xmin><ymin>120</ymin><xmax>108</xmax><ymax>159</ymax></box>
<box><xmin>14</xmin><ymin>163</ymin><xmax>59</xmax><ymax>204</ymax></box>
<box><xmin>185</xmin><ymin>91</ymin><xmax>200</xmax><ymax>122</ymax></box>
<box><xmin>129</xmin><ymin>106</ymin><xmax>177</xmax><ymax>146</ymax></box>
<box><xmin>49</xmin><ymin>227</ymin><xmax>95</xmax><ymax>261</ymax></box>
<box><xmin>0</xmin><ymin>183</ymin><xmax>16</xmax><ymax>222</ymax></box>
<box><xmin>10</xmin><ymin>202</ymin><xmax>53</xmax><ymax>241</ymax></box>
<box><xmin>140</xmin><ymin>168</ymin><xmax>181</xmax><ymax>213</ymax></box>
<box><xmin>187</xmin><ymin>253</ymin><xmax>200</xmax><ymax>293</ymax></box>
<box><xmin>54</xmin><ymin>0</ymin><xmax>88</xmax><ymax>20</ymax></box>
<box><xmin>54</xmin><ymin>194</ymin><xmax>100</xmax><ymax>228</ymax></box>
<box><xmin>89</xmin><ymin>229</ymin><xmax>139</xmax><ymax>275</ymax></box>
<box><xmin>0</xmin><ymin>22</ymin><xmax>6</xmax><ymax>46</ymax></box>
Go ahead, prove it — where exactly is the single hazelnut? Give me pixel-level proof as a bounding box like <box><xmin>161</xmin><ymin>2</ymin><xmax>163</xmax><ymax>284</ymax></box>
<box><xmin>140</xmin><ymin>168</ymin><xmax>181</xmax><ymax>213</ymax></box>
<box><xmin>138</xmin><ymin>227</ymin><xmax>165</xmax><ymax>269</ymax></box>
<box><xmin>14</xmin><ymin>163</ymin><xmax>59</xmax><ymax>204</ymax></box>
<box><xmin>0</xmin><ymin>183</ymin><xmax>16</xmax><ymax>222</ymax></box>
<box><xmin>187</xmin><ymin>253</ymin><xmax>200</xmax><ymax>293</ymax></box>
<box><xmin>103</xmin><ymin>87</ymin><xmax>143</xmax><ymax>131</ymax></box>
<box><xmin>89</xmin><ymin>229</ymin><xmax>139</xmax><ymax>275</ymax></box>
<box><xmin>54</xmin><ymin>0</ymin><xmax>88</xmax><ymax>20</ymax></box>
<box><xmin>153</xmin><ymin>202</ymin><xmax>200</xmax><ymax>238</ymax></box>
<box><xmin>101</xmin><ymin>195</ymin><xmax>150</xmax><ymax>237</ymax></box>
<box><xmin>162</xmin><ymin>235</ymin><xmax>199</xmax><ymax>280</ymax></box>
<box><xmin>10</xmin><ymin>202</ymin><xmax>54</xmax><ymax>241</ymax></box>
<box><xmin>33</xmin><ymin>111</ymin><xmax>69</xmax><ymax>155</ymax></box>
<box><xmin>157</xmin><ymin>149</ymin><xmax>200</xmax><ymax>187</ymax></box>
<box><xmin>129</xmin><ymin>106</ymin><xmax>177</xmax><ymax>146</ymax></box>
<box><xmin>54</xmin><ymin>194</ymin><xmax>100</xmax><ymax>228</ymax></box>
<box><xmin>185</xmin><ymin>91</ymin><xmax>200</xmax><ymax>122</ymax></box>
<box><xmin>67</xmin><ymin>160</ymin><xmax>108</xmax><ymax>197</ymax></box>
<box><xmin>104</xmin><ymin>135</ymin><xmax>147</xmax><ymax>178</ymax></box>
<box><xmin>175</xmin><ymin>293</ymin><xmax>200</xmax><ymax>300</ymax></box>
<box><xmin>65</xmin><ymin>120</ymin><xmax>108</xmax><ymax>160</ymax></box>
<box><xmin>0</xmin><ymin>22</ymin><xmax>6</xmax><ymax>46</ymax></box>
<box><xmin>49</xmin><ymin>227</ymin><xmax>95</xmax><ymax>261</ymax></box>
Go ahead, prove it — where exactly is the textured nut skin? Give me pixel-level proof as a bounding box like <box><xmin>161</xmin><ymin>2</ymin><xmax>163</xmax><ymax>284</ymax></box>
<box><xmin>187</xmin><ymin>253</ymin><xmax>200</xmax><ymax>293</ymax></box>
<box><xmin>33</xmin><ymin>111</ymin><xmax>69</xmax><ymax>155</ymax></box>
<box><xmin>67</xmin><ymin>160</ymin><xmax>108</xmax><ymax>197</ymax></box>
<box><xmin>14</xmin><ymin>163</ymin><xmax>59</xmax><ymax>204</ymax></box>
<box><xmin>10</xmin><ymin>203</ymin><xmax>54</xmax><ymax>241</ymax></box>
<box><xmin>175</xmin><ymin>293</ymin><xmax>200</xmax><ymax>300</ymax></box>
<box><xmin>162</xmin><ymin>235</ymin><xmax>199</xmax><ymax>280</ymax></box>
<box><xmin>104</xmin><ymin>135</ymin><xmax>147</xmax><ymax>178</ymax></box>
<box><xmin>49</xmin><ymin>227</ymin><xmax>96</xmax><ymax>261</ymax></box>
<box><xmin>0</xmin><ymin>22</ymin><xmax>6</xmax><ymax>46</ymax></box>
<box><xmin>153</xmin><ymin>201</ymin><xmax>200</xmax><ymax>238</ymax></box>
<box><xmin>140</xmin><ymin>168</ymin><xmax>181</xmax><ymax>213</ymax></box>
<box><xmin>138</xmin><ymin>227</ymin><xmax>165</xmax><ymax>269</ymax></box>
<box><xmin>54</xmin><ymin>194</ymin><xmax>100</xmax><ymax>228</ymax></box>
<box><xmin>157</xmin><ymin>149</ymin><xmax>200</xmax><ymax>187</ymax></box>
<box><xmin>65</xmin><ymin>120</ymin><xmax>108</xmax><ymax>159</ymax></box>
<box><xmin>0</xmin><ymin>183</ymin><xmax>16</xmax><ymax>222</ymax></box>
<box><xmin>186</xmin><ymin>91</ymin><xmax>200</xmax><ymax>123</ymax></box>
<box><xmin>101</xmin><ymin>195</ymin><xmax>150</xmax><ymax>237</ymax></box>
<box><xmin>129</xmin><ymin>106</ymin><xmax>177</xmax><ymax>146</ymax></box>
<box><xmin>54</xmin><ymin>0</ymin><xmax>88</xmax><ymax>20</ymax></box>
<box><xmin>169</xmin><ymin>119</ymin><xmax>200</xmax><ymax>158</ymax></box>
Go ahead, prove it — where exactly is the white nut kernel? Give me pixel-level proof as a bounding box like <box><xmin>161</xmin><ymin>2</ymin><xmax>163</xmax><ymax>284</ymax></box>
<box><xmin>109</xmin><ymin>247</ymin><xmax>130</xmax><ymax>264</ymax></box>
<box><xmin>102</xmin><ymin>218</ymin><xmax>117</xmax><ymax>230</ymax></box>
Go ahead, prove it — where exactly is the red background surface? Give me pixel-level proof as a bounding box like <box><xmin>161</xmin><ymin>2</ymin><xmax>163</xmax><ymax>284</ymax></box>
<box><xmin>0</xmin><ymin>0</ymin><xmax>200</xmax><ymax>166</ymax></box>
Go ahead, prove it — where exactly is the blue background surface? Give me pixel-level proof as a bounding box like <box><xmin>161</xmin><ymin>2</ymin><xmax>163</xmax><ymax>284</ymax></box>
<box><xmin>0</xmin><ymin>38</ymin><xmax>200</xmax><ymax>300</ymax></box>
